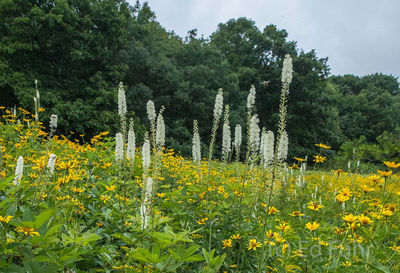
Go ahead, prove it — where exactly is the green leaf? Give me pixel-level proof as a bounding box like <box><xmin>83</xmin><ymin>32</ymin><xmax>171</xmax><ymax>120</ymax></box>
<box><xmin>43</xmin><ymin>224</ymin><xmax>63</xmax><ymax>238</ymax></box>
<box><xmin>368</xmin><ymin>262</ymin><xmax>391</xmax><ymax>273</ymax></box>
<box><xmin>184</xmin><ymin>254</ymin><xmax>204</xmax><ymax>262</ymax></box>
<box><xmin>34</xmin><ymin>208</ymin><xmax>56</xmax><ymax>229</ymax></box>
<box><xmin>0</xmin><ymin>175</ymin><xmax>14</xmax><ymax>190</ymax></box>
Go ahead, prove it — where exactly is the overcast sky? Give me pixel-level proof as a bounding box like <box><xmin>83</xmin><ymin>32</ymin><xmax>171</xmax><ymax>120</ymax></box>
<box><xmin>131</xmin><ymin>0</ymin><xmax>400</xmax><ymax>78</ymax></box>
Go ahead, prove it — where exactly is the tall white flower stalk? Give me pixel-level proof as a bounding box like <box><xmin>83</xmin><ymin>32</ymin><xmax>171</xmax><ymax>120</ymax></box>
<box><xmin>234</xmin><ymin>124</ymin><xmax>242</xmax><ymax>162</ymax></box>
<box><xmin>249</xmin><ymin>114</ymin><xmax>260</xmax><ymax>158</ymax></box>
<box><xmin>260</xmin><ymin>128</ymin><xmax>266</xmax><ymax>165</ymax></box>
<box><xmin>192</xmin><ymin>120</ymin><xmax>201</xmax><ymax>162</ymax></box>
<box><xmin>221</xmin><ymin>105</ymin><xmax>231</xmax><ymax>162</ymax></box>
<box><xmin>156</xmin><ymin>107</ymin><xmax>165</xmax><ymax>151</ymax></box>
<box><xmin>47</xmin><ymin>154</ymin><xmax>57</xmax><ymax>175</ymax></box>
<box><xmin>13</xmin><ymin>156</ymin><xmax>24</xmax><ymax>185</ymax></box>
<box><xmin>142</xmin><ymin>135</ymin><xmax>151</xmax><ymax>176</ymax></box>
<box><xmin>281</xmin><ymin>55</ymin><xmax>293</xmax><ymax>85</ymax></box>
<box><xmin>146</xmin><ymin>100</ymin><xmax>157</xmax><ymax>149</ymax></box>
<box><xmin>275</xmin><ymin>54</ymin><xmax>293</xmax><ymax>163</ymax></box>
<box><xmin>247</xmin><ymin>85</ymin><xmax>256</xmax><ymax>110</ymax></box>
<box><xmin>49</xmin><ymin>114</ymin><xmax>58</xmax><ymax>138</ymax></box>
<box><xmin>115</xmin><ymin>133</ymin><xmax>124</xmax><ymax>161</ymax></box>
<box><xmin>277</xmin><ymin>131</ymin><xmax>289</xmax><ymax>162</ymax></box>
<box><xmin>33</xmin><ymin>79</ymin><xmax>40</xmax><ymax>122</ymax></box>
<box><xmin>141</xmin><ymin>176</ymin><xmax>153</xmax><ymax>230</ymax></box>
<box><xmin>246</xmin><ymin>85</ymin><xmax>256</xmax><ymax>162</ymax></box>
<box><xmin>264</xmin><ymin>131</ymin><xmax>274</xmax><ymax>167</ymax></box>
<box><xmin>208</xmin><ymin>88</ymin><xmax>223</xmax><ymax>161</ymax></box>
<box><xmin>118</xmin><ymin>82</ymin><xmax>128</xmax><ymax>140</ymax></box>
<box><xmin>127</xmin><ymin>119</ymin><xmax>135</xmax><ymax>160</ymax></box>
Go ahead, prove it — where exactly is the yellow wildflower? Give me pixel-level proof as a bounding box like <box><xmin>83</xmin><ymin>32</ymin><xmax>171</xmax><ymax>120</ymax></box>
<box><xmin>71</xmin><ymin>187</ymin><xmax>84</xmax><ymax>193</ymax></box>
<box><xmin>313</xmin><ymin>155</ymin><xmax>326</xmax><ymax>163</ymax></box>
<box><xmin>0</xmin><ymin>215</ymin><xmax>13</xmax><ymax>223</ymax></box>
<box><xmin>230</xmin><ymin>234</ymin><xmax>242</xmax><ymax>240</ymax></box>
<box><xmin>291</xmin><ymin>211</ymin><xmax>305</xmax><ymax>217</ymax></box>
<box><xmin>276</xmin><ymin>222</ymin><xmax>291</xmax><ymax>232</ymax></box>
<box><xmin>315</xmin><ymin>143</ymin><xmax>331</xmax><ymax>149</ymax></box>
<box><xmin>222</xmin><ymin>239</ymin><xmax>233</xmax><ymax>248</ymax></box>
<box><xmin>378</xmin><ymin>170</ymin><xmax>392</xmax><ymax>177</ymax></box>
<box><xmin>197</xmin><ymin>217</ymin><xmax>208</xmax><ymax>225</ymax></box>
<box><xmin>247</xmin><ymin>239</ymin><xmax>262</xmax><ymax>251</ymax></box>
<box><xmin>383</xmin><ymin>161</ymin><xmax>400</xmax><ymax>168</ymax></box>
<box><xmin>357</xmin><ymin>215</ymin><xmax>372</xmax><ymax>225</ymax></box>
<box><xmin>342</xmin><ymin>213</ymin><xmax>357</xmax><ymax>223</ymax></box>
<box><xmin>268</xmin><ymin>206</ymin><xmax>280</xmax><ymax>215</ymax></box>
<box><xmin>342</xmin><ymin>261</ymin><xmax>352</xmax><ymax>267</ymax></box>
<box><xmin>100</xmin><ymin>195</ymin><xmax>111</xmax><ymax>203</ymax></box>
<box><xmin>105</xmin><ymin>185</ymin><xmax>116</xmax><ymax>191</ymax></box>
<box><xmin>15</xmin><ymin>226</ymin><xmax>40</xmax><ymax>236</ymax></box>
<box><xmin>305</xmin><ymin>222</ymin><xmax>320</xmax><ymax>231</ymax></box>
<box><xmin>308</xmin><ymin>201</ymin><xmax>324</xmax><ymax>211</ymax></box>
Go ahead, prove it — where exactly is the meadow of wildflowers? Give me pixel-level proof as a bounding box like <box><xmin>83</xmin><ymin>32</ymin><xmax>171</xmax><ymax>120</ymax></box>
<box><xmin>0</xmin><ymin>55</ymin><xmax>399</xmax><ymax>273</ymax></box>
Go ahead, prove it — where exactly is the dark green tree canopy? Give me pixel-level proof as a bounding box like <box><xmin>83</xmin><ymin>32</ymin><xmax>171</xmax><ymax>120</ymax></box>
<box><xmin>1</xmin><ymin>0</ymin><xmax>398</xmax><ymax>159</ymax></box>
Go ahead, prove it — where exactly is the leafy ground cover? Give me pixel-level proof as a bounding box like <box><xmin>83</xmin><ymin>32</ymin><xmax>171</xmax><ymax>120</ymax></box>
<box><xmin>0</xmin><ymin>108</ymin><xmax>400</xmax><ymax>273</ymax></box>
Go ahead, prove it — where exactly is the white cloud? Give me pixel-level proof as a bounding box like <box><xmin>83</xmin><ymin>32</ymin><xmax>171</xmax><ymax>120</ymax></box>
<box><xmin>131</xmin><ymin>0</ymin><xmax>400</xmax><ymax>77</ymax></box>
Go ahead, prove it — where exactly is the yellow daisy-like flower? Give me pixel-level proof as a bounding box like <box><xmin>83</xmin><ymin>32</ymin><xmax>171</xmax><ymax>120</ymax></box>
<box><xmin>307</xmin><ymin>201</ymin><xmax>324</xmax><ymax>211</ymax></box>
<box><xmin>265</xmin><ymin>229</ymin><xmax>278</xmax><ymax>239</ymax></box>
<box><xmin>315</xmin><ymin>143</ymin><xmax>331</xmax><ymax>149</ymax></box>
<box><xmin>197</xmin><ymin>217</ymin><xmax>208</xmax><ymax>225</ymax></box>
<box><xmin>275</xmin><ymin>222</ymin><xmax>291</xmax><ymax>232</ymax></box>
<box><xmin>334</xmin><ymin>169</ymin><xmax>344</xmax><ymax>175</ymax></box>
<box><xmin>313</xmin><ymin>155</ymin><xmax>327</xmax><ymax>163</ymax></box>
<box><xmin>291</xmin><ymin>211</ymin><xmax>305</xmax><ymax>217</ymax></box>
<box><xmin>0</xmin><ymin>215</ymin><xmax>13</xmax><ymax>223</ymax></box>
<box><xmin>342</xmin><ymin>213</ymin><xmax>357</xmax><ymax>223</ymax></box>
<box><xmin>389</xmin><ymin>245</ymin><xmax>400</xmax><ymax>253</ymax></box>
<box><xmin>247</xmin><ymin>239</ymin><xmax>262</xmax><ymax>251</ymax></box>
<box><xmin>100</xmin><ymin>195</ymin><xmax>111</xmax><ymax>203</ymax></box>
<box><xmin>381</xmin><ymin>209</ymin><xmax>393</xmax><ymax>217</ymax></box>
<box><xmin>360</xmin><ymin>184</ymin><xmax>375</xmax><ymax>193</ymax></box>
<box><xmin>336</xmin><ymin>193</ymin><xmax>349</xmax><ymax>203</ymax></box>
<box><xmin>294</xmin><ymin>157</ymin><xmax>306</xmax><ymax>162</ymax></box>
<box><xmin>340</xmin><ymin>187</ymin><xmax>352</xmax><ymax>197</ymax></box>
<box><xmin>222</xmin><ymin>238</ymin><xmax>233</xmax><ymax>248</ymax></box>
<box><xmin>268</xmin><ymin>206</ymin><xmax>280</xmax><ymax>215</ymax></box>
<box><xmin>378</xmin><ymin>170</ymin><xmax>392</xmax><ymax>177</ymax></box>
<box><xmin>105</xmin><ymin>185</ymin><xmax>116</xmax><ymax>191</ymax></box>
<box><xmin>320</xmin><ymin>240</ymin><xmax>329</xmax><ymax>246</ymax></box>
<box><xmin>230</xmin><ymin>234</ymin><xmax>242</xmax><ymax>240</ymax></box>
<box><xmin>334</xmin><ymin>227</ymin><xmax>344</xmax><ymax>235</ymax></box>
<box><xmin>336</xmin><ymin>187</ymin><xmax>352</xmax><ymax>202</ymax></box>
<box><xmin>71</xmin><ymin>186</ymin><xmax>84</xmax><ymax>193</ymax></box>
<box><xmin>383</xmin><ymin>161</ymin><xmax>400</xmax><ymax>169</ymax></box>
<box><xmin>342</xmin><ymin>261</ymin><xmax>352</xmax><ymax>267</ymax></box>
<box><xmin>15</xmin><ymin>226</ymin><xmax>40</xmax><ymax>236</ymax></box>
<box><xmin>357</xmin><ymin>215</ymin><xmax>372</xmax><ymax>225</ymax></box>
<box><xmin>282</xmin><ymin>243</ymin><xmax>289</xmax><ymax>254</ymax></box>
<box><xmin>305</xmin><ymin>222</ymin><xmax>320</xmax><ymax>231</ymax></box>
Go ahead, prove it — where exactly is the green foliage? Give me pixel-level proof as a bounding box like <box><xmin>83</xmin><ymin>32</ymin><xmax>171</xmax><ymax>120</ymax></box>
<box><xmin>332</xmin><ymin>130</ymin><xmax>400</xmax><ymax>171</ymax></box>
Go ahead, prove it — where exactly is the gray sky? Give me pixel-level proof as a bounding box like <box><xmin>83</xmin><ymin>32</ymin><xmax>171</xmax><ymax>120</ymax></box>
<box><xmin>131</xmin><ymin>0</ymin><xmax>400</xmax><ymax>78</ymax></box>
